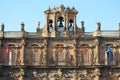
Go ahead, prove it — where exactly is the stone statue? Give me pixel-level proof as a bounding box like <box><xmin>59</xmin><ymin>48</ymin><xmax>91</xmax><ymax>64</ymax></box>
<box><xmin>57</xmin><ymin>69</ymin><xmax>62</xmax><ymax>77</ymax></box>
<box><xmin>37</xmin><ymin>21</ymin><xmax>40</xmax><ymax>27</ymax></box>
<box><xmin>37</xmin><ymin>22</ymin><xmax>40</xmax><ymax>32</ymax></box>
<box><xmin>81</xmin><ymin>21</ymin><xmax>85</xmax><ymax>32</ymax></box>
<box><xmin>70</xmin><ymin>55</ymin><xmax>74</xmax><ymax>65</ymax></box>
<box><xmin>21</xmin><ymin>22</ymin><xmax>25</xmax><ymax>32</ymax></box>
<box><xmin>1</xmin><ymin>23</ymin><xmax>4</xmax><ymax>31</ymax></box>
<box><xmin>97</xmin><ymin>21</ymin><xmax>101</xmax><ymax>31</ymax></box>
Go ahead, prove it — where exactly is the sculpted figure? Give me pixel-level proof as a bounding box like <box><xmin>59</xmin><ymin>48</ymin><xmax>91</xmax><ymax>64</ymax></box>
<box><xmin>97</xmin><ymin>21</ymin><xmax>101</xmax><ymax>31</ymax></box>
<box><xmin>1</xmin><ymin>23</ymin><xmax>4</xmax><ymax>31</ymax></box>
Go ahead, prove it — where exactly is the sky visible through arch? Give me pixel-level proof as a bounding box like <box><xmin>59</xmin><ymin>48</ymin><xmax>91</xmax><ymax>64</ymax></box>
<box><xmin>0</xmin><ymin>0</ymin><xmax>120</xmax><ymax>32</ymax></box>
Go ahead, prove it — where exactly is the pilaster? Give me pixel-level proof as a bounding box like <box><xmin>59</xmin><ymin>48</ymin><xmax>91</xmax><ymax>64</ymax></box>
<box><xmin>74</xmin><ymin>15</ymin><xmax>76</xmax><ymax>32</ymax></box>
<box><xmin>46</xmin><ymin>14</ymin><xmax>49</xmax><ymax>36</ymax></box>
<box><xmin>53</xmin><ymin>14</ymin><xmax>56</xmax><ymax>31</ymax></box>
<box><xmin>20</xmin><ymin>39</ymin><xmax>25</xmax><ymax>65</ymax></box>
<box><xmin>64</xmin><ymin>14</ymin><xmax>67</xmax><ymax>31</ymax></box>
<box><xmin>94</xmin><ymin>37</ymin><xmax>100</xmax><ymax>65</ymax></box>
<box><xmin>66</xmin><ymin>14</ymin><xmax>69</xmax><ymax>32</ymax></box>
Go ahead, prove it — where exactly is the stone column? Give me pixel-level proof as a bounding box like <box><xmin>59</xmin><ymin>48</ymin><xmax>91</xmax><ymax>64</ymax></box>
<box><xmin>43</xmin><ymin>49</ymin><xmax>47</xmax><ymax>66</ymax></box>
<box><xmin>45</xmin><ymin>44</ymin><xmax>49</xmax><ymax>66</ymax></box>
<box><xmin>9</xmin><ymin>52</ymin><xmax>12</xmax><ymax>65</ymax></box>
<box><xmin>20</xmin><ymin>39</ymin><xmax>25</xmax><ymax>65</ymax></box>
<box><xmin>64</xmin><ymin>14</ymin><xmax>66</xmax><ymax>31</ymax></box>
<box><xmin>52</xmin><ymin>14</ymin><xmax>56</xmax><ymax>37</ymax></box>
<box><xmin>73</xmin><ymin>41</ymin><xmax>76</xmax><ymax>66</ymax></box>
<box><xmin>74</xmin><ymin>15</ymin><xmax>76</xmax><ymax>32</ymax></box>
<box><xmin>105</xmin><ymin>51</ymin><xmax>108</xmax><ymax>65</ymax></box>
<box><xmin>46</xmin><ymin>14</ymin><xmax>49</xmax><ymax>37</ymax></box>
<box><xmin>66</xmin><ymin>14</ymin><xmax>69</xmax><ymax>32</ymax></box>
<box><xmin>53</xmin><ymin>14</ymin><xmax>56</xmax><ymax>31</ymax></box>
<box><xmin>94</xmin><ymin>38</ymin><xmax>100</xmax><ymax>65</ymax></box>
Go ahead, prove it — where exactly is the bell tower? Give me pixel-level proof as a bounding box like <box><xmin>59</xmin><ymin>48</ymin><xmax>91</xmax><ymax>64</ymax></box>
<box><xmin>44</xmin><ymin>5</ymin><xmax>78</xmax><ymax>37</ymax></box>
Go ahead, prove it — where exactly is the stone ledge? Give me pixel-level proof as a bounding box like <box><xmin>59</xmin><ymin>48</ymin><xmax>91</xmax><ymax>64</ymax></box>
<box><xmin>0</xmin><ymin>65</ymin><xmax>120</xmax><ymax>69</ymax></box>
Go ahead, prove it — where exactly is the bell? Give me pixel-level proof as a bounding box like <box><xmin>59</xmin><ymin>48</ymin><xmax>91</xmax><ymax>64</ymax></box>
<box><xmin>49</xmin><ymin>23</ymin><xmax>52</xmax><ymax>27</ymax></box>
<box><xmin>59</xmin><ymin>21</ymin><xmax>63</xmax><ymax>27</ymax></box>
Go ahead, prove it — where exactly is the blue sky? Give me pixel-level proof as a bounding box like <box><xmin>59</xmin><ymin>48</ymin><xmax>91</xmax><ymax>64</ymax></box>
<box><xmin>0</xmin><ymin>0</ymin><xmax>120</xmax><ymax>32</ymax></box>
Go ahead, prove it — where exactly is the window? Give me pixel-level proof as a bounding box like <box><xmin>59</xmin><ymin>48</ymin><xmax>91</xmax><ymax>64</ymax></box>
<box><xmin>57</xmin><ymin>17</ymin><xmax>64</xmax><ymax>32</ymax></box>
<box><xmin>68</xmin><ymin>19</ymin><xmax>74</xmax><ymax>32</ymax></box>
<box><xmin>48</xmin><ymin>20</ymin><xmax>53</xmax><ymax>32</ymax></box>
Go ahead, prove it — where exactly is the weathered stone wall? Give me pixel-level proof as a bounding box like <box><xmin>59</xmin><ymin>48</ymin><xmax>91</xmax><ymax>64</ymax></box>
<box><xmin>0</xmin><ymin>65</ymin><xmax>120</xmax><ymax>80</ymax></box>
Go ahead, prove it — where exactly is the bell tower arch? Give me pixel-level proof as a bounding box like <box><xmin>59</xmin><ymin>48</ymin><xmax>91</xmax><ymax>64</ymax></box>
<box><xmin>44</xmin><ymin>5</ymin><xmax>78</xmax><ymax>37</ymax></box>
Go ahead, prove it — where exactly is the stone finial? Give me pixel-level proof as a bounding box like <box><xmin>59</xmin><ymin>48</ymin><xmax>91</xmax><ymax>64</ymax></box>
<box><xmin>1</xmin><ymin>23</ymin><xmax>4</xmax><ymax>31</ymax></box>
<box><xmin>81</xmin><ymin>21</ymin><xmax>84</xmax><ymax>26</ymax></box>
<box><xmin>37</xmin><ymin>21</ymin><xmax>40</xmax><ymax>27</ymax></box>
<box><xmin>81</xmin><ymin>21</ymin><xmax>85</xmax><ymax>32</ymax></box>
<box><xmin>59</xmin><ymin>4</ymin><xmax>64</xmax><ymax>8</ymax></box>
<box><xmin>21</xmin><ymin>22</ymin><xmax>25</xmax><ymax>32</ymax></box>
<box><xmin>37</xmin><ymin>22</ymin><xmax>40</xmax><ymax>32</ymax></box>
<box><xmin>72</xmin><ymin>6</ymin><xmax>75</xmax><ymax>10</ymax></box>
<box><xmin>67</xmin><ymin>6</ymin><xmax>70</xmax><ymax>10</ymax></box>
<box><xmin>97</xmin><ymin>21</ymin><xmax>101</xmax><ymax>31</ymax></box>
<box><xmin>58</xmin><ymin>4</ymin><xmax>65</xmax><ymax>11</ymax></box>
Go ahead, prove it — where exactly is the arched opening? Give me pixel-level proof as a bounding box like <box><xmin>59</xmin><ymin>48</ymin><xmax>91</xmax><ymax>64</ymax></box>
<box><xmin>25</xmin><ymin>44</ymin><xmax>45</xmax><ymax>65</ymax></box>
<box><xmin>4</xmin><ymin>44</ymin><xmax>21</xmax><ymax>65</ymax></box>
<box><xmin>48</xmin><ymin>20</ymin><xmax>53</xmax><ymax>32</ymax></box>
<box><xmin>54</xmin><ymin>44</ymin><xmax>66</xmax><ymax>66</ymax></box>
<box><xmin>57</xmin><ymin>17</ymin><xmax>64</xmax><ymax>31</ymax></box>
<box><xmin>68</xmin><ymin>19</ymin><xmax>74</xmax><ymax>32</ymax></box>
<box><xmin>104</xmin><ymin>44</ymin><xmax>114</xmax><ymax>65</ymax></box>
<box><xmin>78</xmin><ymin>44</ymin><xmax>92</xmax><ymax>65</ymax></box>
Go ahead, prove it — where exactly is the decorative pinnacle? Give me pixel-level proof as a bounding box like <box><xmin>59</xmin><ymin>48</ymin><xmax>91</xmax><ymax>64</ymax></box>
<box><xmin>1</xmin><ymin>23</ymin><xmax>4</xmax><ymax>31</ymax></box>
<box><xmin>81</xmin><ymin>21</ymin><xmax>84</xmax><ymax>26</ymax></box>
<box><xmin>1</xmin><ymin>23</ymin><xmax>4</xmax><ymax>26</ymax></box>
<box><xmin>37</xmin><ymin>22</ymin><xmax>40</xmax><ymax>27</ymax></box>
<box><xmin>97</xmin><ymin>21</ymin><xmax>101</xmax><ymax>31</ymax></box>
<box><xmin>21</xmin><ymin>22</ymin><xmax>25</xmax><ymax>32</ymax></box>
<box><xmin>37</xmin><ymin>22</ymin><xmax>40</xmax><ymax>32</ymax></box>
<box><xmin>81</xmin><ymin>21</ymin><xmax>85</xmax><ymax>32</ymax></box>
<box><xmin>21</xmin><ymin>22</ymin><xmax>24</xmax><ymax>27</ymax></box>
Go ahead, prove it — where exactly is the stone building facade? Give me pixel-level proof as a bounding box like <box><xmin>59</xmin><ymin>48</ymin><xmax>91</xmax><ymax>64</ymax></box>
<box><xmin>0</xmin><ymin>5</ymin><xmax>120</xmax><ymax>80</ymax></box>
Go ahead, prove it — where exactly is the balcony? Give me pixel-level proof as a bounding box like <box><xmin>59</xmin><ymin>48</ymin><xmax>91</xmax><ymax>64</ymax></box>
<box><xmin>101</xmin><ymin>30</ymin><xmax>119</xmax><ymax>37</ymax></box>
<box><xmin>4</xmin><ymin>31</ymin><xmax>23</xmax><ymax>38</ymax></box>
